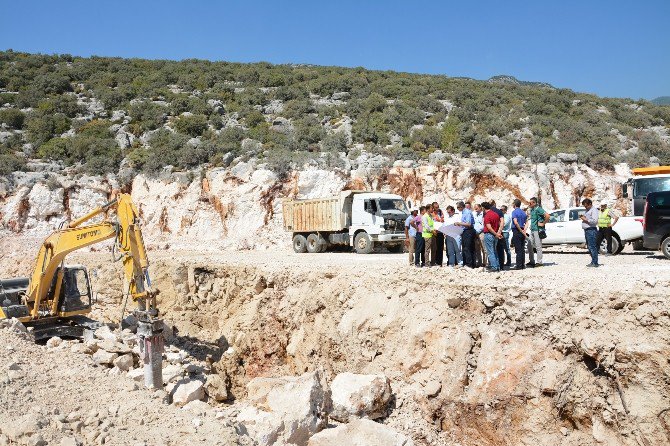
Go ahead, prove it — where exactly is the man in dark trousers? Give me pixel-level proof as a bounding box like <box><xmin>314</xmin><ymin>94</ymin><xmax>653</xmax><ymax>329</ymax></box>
<box><xmin>431</xmin><ymin>202</ymin><xmax>445</xmax><ymax>266</ymax></box>
<box><xmin>489</xmin><ymin>199</ymin><xmax>506</xmax><ymax>269</ymax></box>
<box><xmin>411</xmin><ymin>206</ymin><xmax>425</xmax><ymax>267</ymax></box>
<box><xmin>511</xmin><ymin>199</ymin><xmax>528</xmax><ymax>269</ymax></box>
<box><xmin>455</xmin><ymin>201</ymin><xmax>476</xmax><ymax>268</ymax></box>
<box><xmin>581</xmin><ymin>198</ymin><xmax>600</xmax><ymax>267</ymax></box>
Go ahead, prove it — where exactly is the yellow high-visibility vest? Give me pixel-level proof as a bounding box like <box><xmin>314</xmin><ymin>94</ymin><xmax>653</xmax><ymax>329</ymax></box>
<box><xmin>422</xmin><ymin>214</ymin><xmax>434</xmax><ymax>238</ymax></box>
<box><xmin>598</xmin><ymin>208</ymin><xmax>611</xmax><ymax>228</ymax></box>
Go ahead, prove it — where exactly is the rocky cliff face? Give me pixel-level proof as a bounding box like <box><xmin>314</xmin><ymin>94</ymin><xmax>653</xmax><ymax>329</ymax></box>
<box><xmin>0</xmin><ymin>156</ymin><xmax>630</xmax><ymax>250</ymax></box>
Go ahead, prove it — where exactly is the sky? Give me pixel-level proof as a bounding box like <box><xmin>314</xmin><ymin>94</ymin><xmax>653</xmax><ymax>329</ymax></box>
<box><xmin>1</xmin><ymin>0</ymin><xmax>668</xmax><ymax>100</ymax></box>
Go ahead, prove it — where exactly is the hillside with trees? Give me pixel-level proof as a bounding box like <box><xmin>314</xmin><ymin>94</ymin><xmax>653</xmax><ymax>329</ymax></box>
<box><xmin>1</xmin><ymin>50</ymin><xmax>669</xmax><ymax>177</ymax></box>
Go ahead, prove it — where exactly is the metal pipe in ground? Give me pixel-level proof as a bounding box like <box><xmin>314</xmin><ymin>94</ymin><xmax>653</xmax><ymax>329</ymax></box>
<box><xmin>137</xmin><ymin>318</ymin><xmax>164</xmax><ymax>389</ymax></box>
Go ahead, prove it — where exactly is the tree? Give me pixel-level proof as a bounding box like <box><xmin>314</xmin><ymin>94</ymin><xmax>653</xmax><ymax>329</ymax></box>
<box><xmin>441</xmin><ymin>117</ymin><xmax>460</xmax><ymax>152</ymax></box>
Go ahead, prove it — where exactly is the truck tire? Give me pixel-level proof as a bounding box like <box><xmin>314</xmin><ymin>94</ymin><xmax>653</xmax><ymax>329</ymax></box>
<box><xmin>600</xmin><ymin>234</ymin><xmax>621</xmax><ymax>255</ymax></box>
<box><xmin>306</xmin><ymin>233</ymin><xmax>324</xmax><ymax>253</ymax></box>
<box><xmin>292</xmin><ymin>235</ymin><xmax>307</xmax><ymax>253</ymax></box>
<box><xmin>386</xmin><ymin>244</ymin><xmax>403</xmax><ymax>253</ymax></box>
<box><xmin>354</xmin><ymin>232</ymin><xmax>374</xmax><ymax>254</ymax></box>
<box><xmin>662</xmin><ymin>237</ymin><xmax>670</xmax><ymax>259</ymax></box>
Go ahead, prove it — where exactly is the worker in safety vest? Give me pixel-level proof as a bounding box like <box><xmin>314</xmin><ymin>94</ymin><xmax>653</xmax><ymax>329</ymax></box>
<box><xmin>421</xmin><ymin>206</ymin><xmax>437</xmax><ymax>267</ymax></box>
<box><xmin>597</xmin><ymin>201</ymin><xmax>619</xmax><ymax>255</ymax></box>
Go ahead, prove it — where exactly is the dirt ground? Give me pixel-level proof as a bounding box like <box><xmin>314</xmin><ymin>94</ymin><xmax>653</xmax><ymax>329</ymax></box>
<box><xmin>1</xmin><ymin>238</ymin><xmax>670</xmax><ymax>446</ymax></box>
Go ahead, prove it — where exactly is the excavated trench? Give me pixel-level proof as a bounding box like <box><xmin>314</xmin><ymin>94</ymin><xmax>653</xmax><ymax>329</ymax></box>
<box><xmin>83</xmin><ymin>257</ymin><xmax>670</xmax><ymax>446</ymax></box>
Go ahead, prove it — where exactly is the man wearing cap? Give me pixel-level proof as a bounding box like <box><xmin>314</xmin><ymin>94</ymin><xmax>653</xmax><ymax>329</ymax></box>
<box><xmin>404</xmin><ymin>208</ymin><xmax>419</xmax><ymax>265</ymax></box>
<box><xmin>597</xmin><ymin>202</ymin><xmax>619</xmax><ymax>255</ymax></box>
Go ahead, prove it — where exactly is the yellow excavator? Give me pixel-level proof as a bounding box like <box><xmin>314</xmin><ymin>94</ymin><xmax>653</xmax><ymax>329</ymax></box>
<box><xmin>0</xmin><ymin>193</ymin><xmax>164</xmax><ymax>388</ymax></box>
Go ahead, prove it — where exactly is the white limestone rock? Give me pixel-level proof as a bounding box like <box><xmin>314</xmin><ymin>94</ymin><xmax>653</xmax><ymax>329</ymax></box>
<box><xmin>308</xmin><ymin>419</ymin><xmax>413</xmax><ymax>446</ymax></box>
<box><xmin>171</xmin><ymin>378</ymin><xmax>205</xmax><ymax>406</ymax></box>
<box><xmin>330</xmin><ymin>373</ymin><xmax>392</xmax><ymax>422</ymax></box>
<box><xmin>237</xmin><ymin>371</ymin><xmax>328</xmax><ymax>446</ymax></box>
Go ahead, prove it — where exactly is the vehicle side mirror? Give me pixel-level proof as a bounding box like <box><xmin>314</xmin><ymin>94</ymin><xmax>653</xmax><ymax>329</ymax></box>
<box><xmin>622</xmin><ymin>184</ymin><xmax>628</xmax><ymax>198</ymax></box>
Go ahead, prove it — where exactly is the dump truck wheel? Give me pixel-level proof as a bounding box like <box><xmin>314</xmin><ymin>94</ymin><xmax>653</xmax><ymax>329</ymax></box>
<box><xmin>292</xmin><ymin>235</ymin><xmax>307</xmax><ymax>253</ymax></box>
<box><xmin>306</xmin><ymin>233</ymin><xmax>323</xmax><ymax>253</ymax></box>
<box><xmin>354</xmin><ymin>232</ymin><xmax>374</xmax><ymax>254</ymax></box>
<box><xmin>386</xmin><ymin>244</ymin><xmax>403</xmax><ymax>253</ymax></box>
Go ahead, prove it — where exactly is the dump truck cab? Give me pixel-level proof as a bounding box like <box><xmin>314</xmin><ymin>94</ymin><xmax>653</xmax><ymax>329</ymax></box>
<box><xmin>350</xmin><ymin>192</ymin><xmax>408</xmax><ymax>248</ymax></box>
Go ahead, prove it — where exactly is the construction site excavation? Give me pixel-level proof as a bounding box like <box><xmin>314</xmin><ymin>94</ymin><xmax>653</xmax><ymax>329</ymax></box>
<box><xmin>2</xmin><ymin>158</ymin><xmax>670</xmax><ymax>446</ymax></box>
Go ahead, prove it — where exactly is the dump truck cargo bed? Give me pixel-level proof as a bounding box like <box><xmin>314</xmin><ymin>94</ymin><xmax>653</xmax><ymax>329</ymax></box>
<box><xmin>282</xmin><ymin>191</ymin><xmax>358</xmax><ymax>233</ymax></box>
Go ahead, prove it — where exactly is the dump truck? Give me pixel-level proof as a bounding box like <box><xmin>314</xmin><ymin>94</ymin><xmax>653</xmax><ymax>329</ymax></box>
<box><xmin>282</xmin><ymin>191</ymin><xmax>409</xmax><ymax>254</ymax></box>
<box><xmin>622</xmin><ymin>165</ymin><xmax>670</xmax><ymax>249</ymax></box>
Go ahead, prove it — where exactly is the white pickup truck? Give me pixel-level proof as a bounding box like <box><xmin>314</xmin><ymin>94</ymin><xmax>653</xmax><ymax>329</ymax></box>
<box><xmin>543</xmin><ymin>206</ymin><xmax>643</xmax><ymax>254</ymax></box>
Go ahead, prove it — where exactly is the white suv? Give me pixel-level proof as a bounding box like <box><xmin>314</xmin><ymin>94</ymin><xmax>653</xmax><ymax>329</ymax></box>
<box><xmin>543</xmin><ymin>206</ymin><xmax>642</xmax><ymax>255</ymax></box>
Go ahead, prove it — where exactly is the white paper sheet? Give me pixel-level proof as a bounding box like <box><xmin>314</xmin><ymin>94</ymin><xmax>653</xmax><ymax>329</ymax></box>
<box><xmin>438</xmin><ymin>223</ymin><xmax>464</xmax><ymax>238</ymax></box>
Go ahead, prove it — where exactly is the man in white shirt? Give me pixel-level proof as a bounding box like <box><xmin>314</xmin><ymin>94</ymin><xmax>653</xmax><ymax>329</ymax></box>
<box><xmin>580</xmin><ymin>198</ymin><xmax>600</xmax><ymax>267</ymax></box>
<box><xmin>404</xmin><ymin>209</ymin><xmax>418</xmax><ymax>265</ymax></box>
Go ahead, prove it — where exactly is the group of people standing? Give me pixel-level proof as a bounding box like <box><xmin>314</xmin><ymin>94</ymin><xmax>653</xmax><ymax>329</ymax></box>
<box><xmin>404</xmin><ymin>197</ymin><xmax>615</xmax><ymax>271</ymax></box>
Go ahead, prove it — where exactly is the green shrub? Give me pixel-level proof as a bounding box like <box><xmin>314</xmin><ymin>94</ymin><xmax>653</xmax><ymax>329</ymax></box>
<box><xmin>128</xmin><ymin>101</ymin><xmax>167</xmax><ymax>134</ymax></box>
<box><xmin>0</xmin><ymin>108</ymin><xmax>25</xmax><ymax>129</ymax></box>
<box><xmin>283</xmin><ymin>99</ymin><xmax>315</xmax><ymax>120</ymax></box>
<box><xmin>0</xmin><ymin>153</ymin><xmax>26</xmax><ymax>175</ymax></box>
<box><xmin>242</xmin><ymin>110</ymin><xmax>265</xmax><ymax>128</ymax></box>
<box><xmin>131</xmin><ymin>129</ymin><xmax>190</xmax><ymax>172</ymax></box>
<box><xmin>37</xmin><ymin>95</ymin><xmax>83</xmax><ymax>118</ymax></box>
<box><xmin>77</xmin><ymin>119</ymin><xmax>112</xmax><ymax>138</ymax></box>
<box><xmin>0</xmin><ymin>93</ymin><xmax>16</xmax><ymax>105</ymax></box>
<box><xmin>24</xmin><ymin>112</ymin><xmax>71</xmax><ymax>146</ymax></box>
<box><xmin>173</xmin><ymin>114</ymin><xmax>208</xmax><ymax>137</ymax></box>
<box><xmin>2</xmin><ymin>50</ymin><xmax>669</xmax><ymax>172</ymax></box>
<box><xmin>321</xmin><ymin>132</ymin><xmax>348</xmax><ymax>153</ymax></box>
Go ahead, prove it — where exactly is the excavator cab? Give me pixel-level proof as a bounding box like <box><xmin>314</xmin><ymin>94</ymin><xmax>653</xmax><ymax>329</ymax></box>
<box><xmin>53</xmin><ymin>265</ymin><xmax>93</xmax><ymax>314</ymax></box>
<box><xmin>1</xmin><ymin>265</ymin><xmax>95</xmax><ymax>341</ymax></box>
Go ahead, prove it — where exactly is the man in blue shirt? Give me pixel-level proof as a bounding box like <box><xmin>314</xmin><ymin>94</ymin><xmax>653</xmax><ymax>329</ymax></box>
<box><xmin>404</xmin><ymin>209</ymin><xmax>418</xmax><ymax>266</ymax></box>
<box><xmin>455</xmin><ymin>201</ymin><xmax>476</xmax><ymax>268</ymax></box>
<box><xmin>511</xmin><ymin>199</ymin><xmax>528</xmax><ymax>269</ymax></box>
<box><xmin>500</xmin><ymin>205</ymin><xmax>513</xmax><ymax>267</ymax></box>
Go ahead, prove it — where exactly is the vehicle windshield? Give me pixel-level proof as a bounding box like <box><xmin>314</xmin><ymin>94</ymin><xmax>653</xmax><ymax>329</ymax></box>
<box><xmin>378</xmin><ymin>199</ymin><xmax>408</xmax><ymax>214</ymax></box>
<box><xmin>549</xmin><ymin>211</ymin><xmax>565</xmax><ymax>223</ymax></box>
<box><xmin>634</xmin><ymin>177</ymin><xmax>670</xmax><ymax>197</ymax></box>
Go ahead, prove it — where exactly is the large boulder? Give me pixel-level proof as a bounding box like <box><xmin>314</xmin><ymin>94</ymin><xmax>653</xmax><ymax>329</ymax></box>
<box><xmin>113</xmin><ymin>354</ymin><xmax>134</xmax><ymax>372</ymax></box>
<box><xmin>556</xmin><ymin>152</ymin><xmax>578</xmax><ymax>163</ymax></box>
<box><xmin>237</xmin><ymin>371</ymin><xmax>328</xmax><ymax>446</ymax></box>
<box><xmin>171</xmin><ymin>378</ymin><xmax>205</xmax><ymax>406</ymax></box>
<box><xmin>204</xmin><ymin>374</ymin><xmax>229</xmax><ymax>402</ymax></box>
<box><xmin>92</xmin><ymin>350</ymin><xmax>118</xmax><ymax>366</ymax></box>
<box><xmin>330</xmin><ymin>373</ymin><xmax>392</xmax><ymax>422</ymax></box>
<box><xmin>308</xmin><ymin>419</ymin><xmax>413</xmax><ymax>446</ymax></box>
